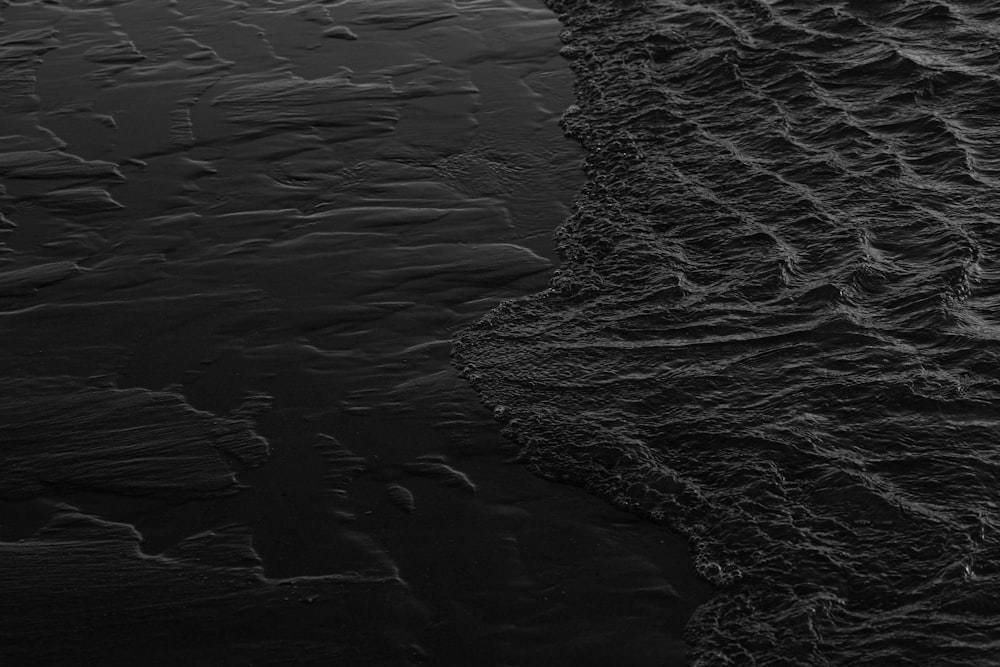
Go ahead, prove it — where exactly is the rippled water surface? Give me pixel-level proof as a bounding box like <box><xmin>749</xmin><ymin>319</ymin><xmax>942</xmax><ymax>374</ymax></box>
<box><xmin>457</xmin><ymin>0</ymin><xmax>1000</xmax><ymax>664</ymax></box>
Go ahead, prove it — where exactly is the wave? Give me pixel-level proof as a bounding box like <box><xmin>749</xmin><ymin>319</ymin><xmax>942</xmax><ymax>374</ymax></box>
<box><xmin>456</xmin><ymin>0</ymin><xmax>1000</xmax><ymax>663</ymax></box>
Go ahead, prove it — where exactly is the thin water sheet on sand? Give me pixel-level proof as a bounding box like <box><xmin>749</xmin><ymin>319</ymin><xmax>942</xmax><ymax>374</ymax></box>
<box><xmin>0</xmin><ymin>0</ymin><xmax>710</xmax><ymax>664</ymax></box>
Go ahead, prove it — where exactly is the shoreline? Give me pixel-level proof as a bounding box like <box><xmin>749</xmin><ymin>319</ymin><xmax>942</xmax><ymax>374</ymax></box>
<box><xmin>0</xmin><ymin>0</ymin><xmax>711</xmax><ymax>663</ymax></box>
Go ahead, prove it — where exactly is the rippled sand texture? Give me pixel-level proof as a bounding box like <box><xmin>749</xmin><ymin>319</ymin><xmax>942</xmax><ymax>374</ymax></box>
<box><xmin>457</xmin><ymin>1</ymin><xmax>1000</xmax><ymax>665</ymax></box>
<box><xmin>1</xmin><ymin>0</ymin><xmax>714</xmax><ymax>664</ymax></box>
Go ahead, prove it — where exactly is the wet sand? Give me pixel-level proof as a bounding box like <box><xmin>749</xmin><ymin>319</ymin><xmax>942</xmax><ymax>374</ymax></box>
<box><xmin>0</xmin><ymin>0</ymin><xmax>711</xmax><ymax>664</ymax></box>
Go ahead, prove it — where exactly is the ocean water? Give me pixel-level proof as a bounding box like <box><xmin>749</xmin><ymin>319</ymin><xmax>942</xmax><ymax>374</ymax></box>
<box><xmin>455</xmin><ymin>0</ymin><xmax>1000</xmax><ymax>664</ymax></box>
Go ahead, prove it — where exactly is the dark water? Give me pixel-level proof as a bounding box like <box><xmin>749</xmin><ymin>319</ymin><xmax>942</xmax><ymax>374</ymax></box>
<box><xmin>456</xmin><ymin>0</ymin><xmax>1000</xmax><ymax>664</ymax></box>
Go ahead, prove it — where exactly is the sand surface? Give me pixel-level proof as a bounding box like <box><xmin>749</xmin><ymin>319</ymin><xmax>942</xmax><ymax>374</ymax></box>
<box><xmin>0</xmin><ymin>0</ymin><xmax>711</xmax><ymax>664</ymax></box>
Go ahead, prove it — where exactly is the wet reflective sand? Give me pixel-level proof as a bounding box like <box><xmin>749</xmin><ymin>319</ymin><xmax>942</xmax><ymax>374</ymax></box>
<box><xmin>1</xmin><ymin>1</ymin><xmax>710</xmax><ymax>664</ymax></box>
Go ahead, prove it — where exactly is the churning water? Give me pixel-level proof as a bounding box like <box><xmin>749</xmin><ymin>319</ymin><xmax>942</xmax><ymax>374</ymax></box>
<box><xmin>455</xmin><ymin>1</ymin><xmax>1000</xmax><ymax>664</ymax></box>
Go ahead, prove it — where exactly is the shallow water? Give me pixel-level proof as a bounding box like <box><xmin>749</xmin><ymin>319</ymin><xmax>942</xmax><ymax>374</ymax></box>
<box><xmin>1</xmin><ymin>0</ymin><xmax>712</xmax><ymax>664</ymax></box>
<box><xmin>457</xmin><ymin>0</ymin><xmax>1000</xmax><ymax>664</ymax></box>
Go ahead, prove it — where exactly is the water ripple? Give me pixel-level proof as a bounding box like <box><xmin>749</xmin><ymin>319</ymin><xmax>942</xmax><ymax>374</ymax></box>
<box><xmin>458</xmin><ymin>0</ymin><xmax>1000</xmax><ymax>663</ymax></box>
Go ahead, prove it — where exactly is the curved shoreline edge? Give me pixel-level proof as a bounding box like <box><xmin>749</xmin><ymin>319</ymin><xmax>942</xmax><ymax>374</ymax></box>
<box><xmin>452</xmin><ymin>0</ymin><xmax>718</xmax><ymax>662</ymax></box>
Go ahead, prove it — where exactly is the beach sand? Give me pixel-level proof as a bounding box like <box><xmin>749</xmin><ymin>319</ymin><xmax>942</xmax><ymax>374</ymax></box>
<box><xmin>0</xmin><ymin>0</ymin><xmax>711</xmax><ymax>663</ymax></box>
